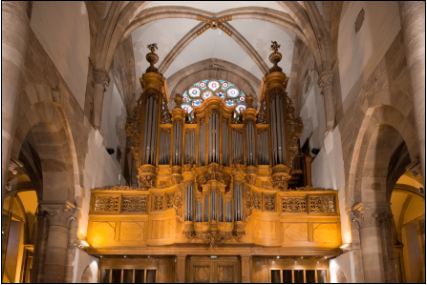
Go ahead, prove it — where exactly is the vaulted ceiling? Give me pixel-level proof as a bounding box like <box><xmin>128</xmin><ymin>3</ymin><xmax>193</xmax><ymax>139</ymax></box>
<box><xmin>89</xmin><ymin>1</ymin><xmax>331</xmax><ymax>104</ymax></box>
<box><xmin>131</xmin><ymin>1</ymin><xmax>296</xmax><ymax>84</ymax></box>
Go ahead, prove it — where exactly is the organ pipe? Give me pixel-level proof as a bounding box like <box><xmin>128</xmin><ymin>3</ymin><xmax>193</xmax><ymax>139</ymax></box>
<box><xmin>221</xmin><ymin>118</ymin><xmax>228</xmax><ymax>165</ymax></box>
<box><xmin>243</xmin><ymin>94</ymin><xmax>257</xmax><ymax>166</ymax></box>
<box><xmin>199</xmin><ymin>120</ymin><xmax>206</xmax><ymax>165</ymax></box>
<box><xmin>172</xmin><ymin>94</ymin><xmax>185</xmax><ymax>166</ymax></box>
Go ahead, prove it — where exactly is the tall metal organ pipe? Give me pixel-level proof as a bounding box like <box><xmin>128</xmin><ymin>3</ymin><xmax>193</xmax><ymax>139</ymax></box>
<box><xmin>243</xmin><ymin>94</ymin><xmax>257</xmax><ymax>165</ymax></box>
<box><xmin>172</xmin><ymin>94</ymin><xmax>185</xmax><ymax>165</ymax></box>
<box><xmin>268</xmin><ymin>88</ymin><xmax>287</xmax><ymax>165</ymax></box>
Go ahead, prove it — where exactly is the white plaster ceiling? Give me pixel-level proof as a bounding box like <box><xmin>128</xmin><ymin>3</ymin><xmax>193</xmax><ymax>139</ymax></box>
<box><xmin>165</xmin><ymin>29</ymin><xmax>263</xmax><ymax>78</ymax></box>
<box><xmin>131</xmin><ymin>1</ymin><xmax>297</xmax><ymax>90</ymax></box>
<box><xmin>141</xmin><ymin>1</ymin><xmax>289</xmax><ymax>13</ymax></box>
<box><xmin>229</xmin><ymin>19</ymin><xmax>295</xmax><ymax>74</ymax></box>
<box><xmin>132</xmin><ymin>18</ymin><xmax>199</xmax><ymax>78</ymax></box>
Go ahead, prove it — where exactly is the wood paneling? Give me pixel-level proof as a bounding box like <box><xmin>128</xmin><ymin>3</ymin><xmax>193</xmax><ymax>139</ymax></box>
<box><xmin>187</xmin><ymin>256</ymin><xmax>241</xmax><ymax>283</ymax></box>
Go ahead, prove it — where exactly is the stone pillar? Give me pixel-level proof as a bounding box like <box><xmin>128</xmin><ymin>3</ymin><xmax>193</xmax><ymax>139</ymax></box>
<box><xmin>175</xmin><ymin>255</ymin><xmax>186</xmax><ymax>283</ymax></box>
<box><xmin>1</xmin><ymin>1</ymin><xmax>30</xmax><ymax>196</ymax></box>
<box><xmin>39</xmin><ymin>202</ymin><xmax>75</xmax><ymax>283</ymax></box>
<box><xmin>352</xmin><ymin>203</ymin><xmax>393</xmax><ymax>283</ymax></box>
<box><xmin>92</xmin><ymin>69</ymin><xmax>109</xmax><ymax>129</ymax></box>
<box><xmin>399</xmin><ymin>1</ymin><xmax>426</xmax><ymax>177</ymax></box>
<box><xmin>241</xmin><ymin>255</ymin><xmax>251</xmax><ymax>283</ymax></box>
<box><xmin>318</xmin><ymin>70</ymin><xmax>335</xmax><ymax>130</ymax></box>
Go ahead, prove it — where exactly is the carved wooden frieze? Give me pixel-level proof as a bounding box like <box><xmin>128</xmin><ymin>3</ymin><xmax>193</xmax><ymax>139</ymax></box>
<box><xmin>93</xmin><ymin>196</ymin><xmax>120</xmax><ymax>213</ymax></box>
<box><xmin>279</xmin><ymin>192</ymin><xmax>337</xmax><ymax>214</ymax></box>
<box><xmin>121</xmin><ymin>196</ymin><xmax>148</xmax><ymax>213</ymax></box>
<box><xmin>281</xmin><ymin>197</ymin><xmax>307</xmax><ymax>213</ymax></box>
<box><xmin>308</xmin><ymin>195</ymin><xmax>336</xmax><ymax>214</ymax></box>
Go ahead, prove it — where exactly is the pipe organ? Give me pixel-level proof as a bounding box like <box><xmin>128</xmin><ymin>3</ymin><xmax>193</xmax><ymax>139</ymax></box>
<box><xmin>87</xmin><ymin>42</ymin><xmax>342</xmax><ymax>283</ymax></box>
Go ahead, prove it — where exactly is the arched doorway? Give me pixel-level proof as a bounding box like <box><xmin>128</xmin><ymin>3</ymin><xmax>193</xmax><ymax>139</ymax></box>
<box><xmin>349</xmin><ymin>113</ymin><xmax>423</xmax><ymax>283</ymax></box>
<box><xmin>390</xmin><ymin>171</ymin><xmax>425</xmax><ymax>282</ymax></box>
<box><xmin>4</xmin><ymin>91</ymin><xmax>81</xmax><ymax>283</ymax></box>
<box><xmin>1</xmin><ymin>166</ymin><xmax>38</xmax><ymax>283</ymax></box>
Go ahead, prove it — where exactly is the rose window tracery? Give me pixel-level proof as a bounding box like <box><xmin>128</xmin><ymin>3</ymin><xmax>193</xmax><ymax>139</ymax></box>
<box><xmin>181</xmin><ymin>79</ymin><xmax>246</xmax><ymax>120</ymax></box>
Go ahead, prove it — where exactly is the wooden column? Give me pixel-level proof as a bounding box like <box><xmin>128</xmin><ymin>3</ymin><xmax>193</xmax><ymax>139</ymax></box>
<box><xmin>175</xmin><ymin>255</ymin><xmax>186</xmax><ymax>283</ymax></box>
<box><xmin>241</xmin><ymin>255</ymin><xmax>251</xmax><ymax>283</ymax></box>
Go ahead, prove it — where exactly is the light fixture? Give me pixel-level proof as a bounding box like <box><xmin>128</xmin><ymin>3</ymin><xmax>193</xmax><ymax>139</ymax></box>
<box><xmin>276</xmin><ymin>256</ymin><xmax>280</xmax><ymax>259</ymax></box>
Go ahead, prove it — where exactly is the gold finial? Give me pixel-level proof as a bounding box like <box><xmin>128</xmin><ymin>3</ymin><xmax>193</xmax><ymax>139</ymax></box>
<box><xmin>271</xmin><ymin>41</ymin><xmax>280</xmax><ymax>52</ymax></box>
<box><xmin>268</xmin><ymin>41</ymin><xmax>282</xmax><ymax>72</ymax></box>
<box><xmin>174</xmin><ymin>93</ymin><xmax>183</xmax><ymax>107</ymax></box>
<box><xmin>246</xmin><ymin>94</ymin><xmax>254</xmax><ymax>108</ymax></box>
<box><xmin>146</xmin><ymin>43</ymin><xmax>159</xmax><ymax>72</ymax></box>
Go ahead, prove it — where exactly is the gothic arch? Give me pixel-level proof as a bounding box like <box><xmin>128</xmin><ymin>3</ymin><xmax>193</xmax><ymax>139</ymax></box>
<box><xmin>95</xmin><ymin>5</ymin><xmax>325</xmax><ymax>72</ymax></box>
<box><xmin>346</xmin><ymin>105</ymin><xmax>418</xmax><ymax>207</ymax></box>
<box><xmin>12</xmin><ymin>83</ymin><xmax>81</xmax><ymax>203</ymax></box>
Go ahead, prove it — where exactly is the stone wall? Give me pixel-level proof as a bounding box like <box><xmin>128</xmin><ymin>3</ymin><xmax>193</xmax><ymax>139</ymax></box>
<box><xmin>11</xmin><ymin>22</ymin><xmax>124</xmax><ymax>284</ymax></box>
<box><xmin>300</xmin><ymin>2</ymin><xmax>420</xmax><ymax>282</ymax></box>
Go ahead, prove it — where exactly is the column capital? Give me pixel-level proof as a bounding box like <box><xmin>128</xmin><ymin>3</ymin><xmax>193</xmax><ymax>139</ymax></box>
<box><xmin>351</xmin><ymin>202</ymin><xmax>392</xmax><ymax>228</ymax></box>
<box><xmin>39</xmin><ymin>201</ymin><xmax>76</xmax><ymax>226</ymax></box>
<box><xmin>93</xmin><ymin>69</ymin><xmax>110</xmax><ymax>89</ymax></box>
<box><xmin>318</xmin><ymin>69</ymin><xmax>334</xmax><ymax>90</ymax></box>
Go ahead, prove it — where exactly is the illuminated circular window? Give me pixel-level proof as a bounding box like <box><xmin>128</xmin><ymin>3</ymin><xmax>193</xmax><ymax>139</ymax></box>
<box><xmin>181</xmin><ymin>79</ymin><xmax>246</xmax><ymax>116</ymax></box>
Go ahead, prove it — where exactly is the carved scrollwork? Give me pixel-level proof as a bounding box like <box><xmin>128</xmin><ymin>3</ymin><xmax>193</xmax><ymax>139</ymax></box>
<box><xmin>264</xmin><ymin>194</ymin><xmax>276</xmax><ymax>211</ymax></box>
<box><xmin>161</xmin><ymin>98</ymin><xmax>172</xmax><ymax>124</ymax></box>
<box><xmin>196</xmin><ymin>164</ymin><xmax>231</xmax><ymax>187</ymax></box>
<box><xmin>173</xmin><ymin>189</ymin><xmax>184</xmax><ymax>219</ymax></box>
<box><xmin>308</xmin><ymin>195</ymin><xmax>336</xmax><ymax>214</ymax></box>
<box><xmin>152</xmin><ymin>195</ymin><xmax>164</xmax><ymax>211</ymax></box>
<box><xmin>281</xmin><ymin>197</ymin><xmax>307</xmax><ymax>213</ymax></box>
<box><xmin>272</xmin><ymin>174</ymin><xmax>289</xmax><ymax>190</ymax></box>
<box><xmin>121</xmin><ymin>196</ymin><xmax>148</xmax><ymax>213</ymax></box>
<box><xmin>94</xmin><ymin>196</ymin><xmax>120</xmax><ymax>213</ymax></box>
<box><xmin>253</xmin><ymin>192</ymin><xmax>262</xmax><ymax>209</ymax></box>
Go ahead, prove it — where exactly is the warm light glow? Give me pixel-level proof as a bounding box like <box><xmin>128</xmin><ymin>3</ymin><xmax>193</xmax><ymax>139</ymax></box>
<box><xmin>329</xmin><ymin>259</ymin><xmax>339</xmax><ymax>283</ymax></box>
<box><xmin>78</xmin><ymin>240</ymin><xmax>90</xmax><ymax>248</ymax></box>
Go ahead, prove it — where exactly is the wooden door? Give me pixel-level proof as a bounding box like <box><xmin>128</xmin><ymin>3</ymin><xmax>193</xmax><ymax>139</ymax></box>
<box><xmin>187</xmin><ymin>256</ymin><xmax>241</xmax><ymax>283</ymax></box>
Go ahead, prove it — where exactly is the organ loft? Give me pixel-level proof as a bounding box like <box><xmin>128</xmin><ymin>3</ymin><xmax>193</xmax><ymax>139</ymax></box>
<box><xmin>3</xmin><ymin>2</ymin><xmax>425</xmax><ymax>284</ymax></box>
<box><xmin>86</xmin><ymin>42</ymin><xmax>341</xmax><ymax>283</ymax></box>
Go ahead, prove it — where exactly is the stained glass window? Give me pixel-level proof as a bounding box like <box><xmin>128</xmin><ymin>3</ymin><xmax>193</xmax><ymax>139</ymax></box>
<box><xmin>181</xmin><ymin>80</ymin><xmax>246</xmax><ymax>118</ymax></box>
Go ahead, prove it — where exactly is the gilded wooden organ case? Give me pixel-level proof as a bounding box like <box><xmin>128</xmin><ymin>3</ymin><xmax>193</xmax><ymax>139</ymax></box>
<box><xmin>87</xmin><ymin>43</ymin><xmax>341</xmax><ymax>255</ymax></box>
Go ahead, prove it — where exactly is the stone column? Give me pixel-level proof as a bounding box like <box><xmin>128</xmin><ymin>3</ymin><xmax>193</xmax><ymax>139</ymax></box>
<box><xmin>39</xmin><ymin>202</ymin><xmax>75</xmax><ymax>283</ymax></box>
<box><xmin>175</xmin><ymin>255</ymin><xmax>186</xmax><ymax>283</ymax></box>
<box><xmin>2</xmin><ymin>1</ymin><xmax>30</xmax><ymax>196</ymax></box>
<box><xmin>352</xmin><ymin>203</ymin><xmax>393</xmax><ymax>283</ymax></box>
<box><xmin>241</xmin><ymin>255</ymin><xmax>251</xmax><ymax>283</ymax></box>
<box><xmin>318</xmin><ymin>70</ymin><xmax>335</xmax><ymax>130</ymax></box>
<box><xmin>92</xmin><ymin>69</ymin><xmax>109</xmax><ymax>129</ymax></box>
<box><xmin>399</xmin><ymin>1</ymin><xmax>426</xmax><ymax>176</ymax></box>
